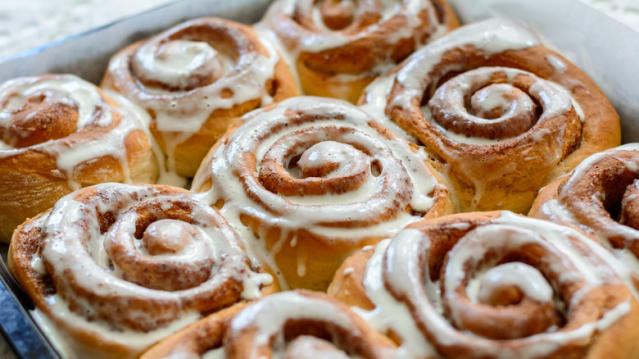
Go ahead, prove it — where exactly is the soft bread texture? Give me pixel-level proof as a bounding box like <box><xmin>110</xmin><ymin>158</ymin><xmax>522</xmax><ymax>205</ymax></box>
<box><xmin>192</xmin><ymin>96</ymin><xmax>453</xmax><ymax>290</ymax></box>
<box><xmin>102</xmin><ymin>17</ymin><xmax>299</xmax><ymax>177</ymax></box>
<box><xmin>260</xmin><ymin>0</ymin><xmax>459</xmax><ymax>103</ymax></box>
<box><xmin>0</xmin><ymin>74</ymin><xmax>157</xmax><ymax>242</ymax></box>
<box><xmin>329</xmin><ymin>211</ymin><xmax>639</xmax><ymax>359</ymax></box>
<box><xmin>143</xmin><ymin>291</ymin><xmax>397</xmax><ymax>358</ymax></box>
<box><xmin>530</xmin><ymin>144</ymin><xmax>639</xmax><ymax>293</ymax></box>
<box><xmin>8</xmin><ymin>183</ymin><xmax>277</xmax><ymax>359</ymax></box>
<box><xmin>359</xmin><ymin>19</ymin><xmax>620</xmax><ymax>213</ymax></box>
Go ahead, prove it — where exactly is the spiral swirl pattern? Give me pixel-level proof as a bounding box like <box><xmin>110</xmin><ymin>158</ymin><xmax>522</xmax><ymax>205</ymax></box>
<box><xmin>260</xmin><ymin>0</ymin><xmax>459</xmax><ymax>102</ymax></box>
<box><xmin>360</xmin><ymin>18</ymin><xmax>619</xmax><ymax>213</ymax></box>
<box><xmin>532</xmin><ymin>144</ymin><xmax>639</xmax><ymax>289</ymax></box>
<box><xmin>345</xmin><ymin>212</ymin><xmax>638</xmax><ymax>358</ymax></box>
<box><xmin>8</xmin><ymin>183</ymin><xmax>273</xmax><ymax>357</ymax></box>
<box><xmin>0</xmin><ymin>74</ymin><xmax>156</xmax><ymax>241</ymax></box>
<box><xmin>224</xmin><ymin>290</ymin><xmax>395</xmax><ymax>358</ymax></box>
<box><xmin>103</xmin><ymin>17</ymin><xmax>298</xmax><ymax>176</ymax></box>
<box><xmin>192</xmin><ymin>96</ymin><xmax>451</xmax><ymax>289</ymax></box>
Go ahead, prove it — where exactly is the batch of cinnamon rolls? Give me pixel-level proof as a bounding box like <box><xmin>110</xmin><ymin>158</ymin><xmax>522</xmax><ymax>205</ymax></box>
<box><xmin>2</xmin><ymin>0</ymin><xmax>639</xmax><ymax>358</ymax></box>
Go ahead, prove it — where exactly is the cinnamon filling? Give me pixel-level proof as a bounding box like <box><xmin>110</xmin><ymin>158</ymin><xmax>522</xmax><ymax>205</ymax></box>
<box><xmin>620</xmin><ymin>179</ymin><xmax>639</xmax><ymax>230</ymax></box>
<box><xmin>428</xmin><ymin>68</ymin><xmax>542</xmax><ymax>139</ymax></box>
<box><xmin>319</xmin><ymin>0</ymin><xmax>356</xmax><ymax>31</ymax></box>
<box><xmin>259</xmin><ymin>127</ymin><xmax>373</xmax><ymax>196</ymax></box>
<box><xmin>559</xmin><ymin>152</ymin><xmax>639</xmax><ymax>256</ymax></box>
<box><xmin>0</xmin><ymin>99</ymin><xmax>79</xmax><ymax>148</ymax></box>
<box><xmin>26</xmin><ymin>185</ymin><xmax>260</xmax><ymax>332</ymax></box>
<box><xmin>130</xmin><ymin>23</ymin><xmax>244</xmax><ymax>92</ymax></box>
<box><xmin>441</xmin><ymin>227</ymin><xmax>565</xmax><ymax>340</ymax></box>
<box><xmin>375</xmin><ymin>215</ymin><xmax>628</xmax><ymax>358</ymax></box>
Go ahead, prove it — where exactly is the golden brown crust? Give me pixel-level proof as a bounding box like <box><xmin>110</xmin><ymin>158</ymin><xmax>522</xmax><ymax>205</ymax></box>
<box><xmin>0</xmin><ymin>74</ymin><xmax>157</xmax><ymax>242</ymax></box>
<box><xmin>224</xmin><ymin>290</ymin><xmax>396</xmax><ymax>359</ymax></box>
<box><xmin>530</xmin><ymin>146</ymin><xmax>639</xmax><ymax>288</ymax></box>
<box><xmin>8</xmin><ymin>183</ymin><xmax>277</xmax><ymax>359</ymax></box>
<box><xmin>364</xmin><ymin>32</ymin><xmax>620</xmax><ymax>213</ymax></box>
<box><xmin>140</xmin><ymin>304</ymin><xmax>247</xmax><ymax>359</ymax></box>
<box><xmin>192</xmin><ymin>97</ymin><xmax>454</xmax><ymax>291</ymax></box>
<box><xmin>327</xmin><ymin>245</ymin><xmax>376</xmax><ymax>310</ymax></box>
<box><xmin>262</xmin><ymin>0</ymin><xmax>459</xmax><ymax>103</ymax></box>
<box><xmin>101</xmin><ymin>17</ymin><xmax>299</xmax><ymax>177</ymax></box>
<box><xmin>328</xmin><ymin>211</ymin><xmax>639</xmax><ymax>358</ymax></box>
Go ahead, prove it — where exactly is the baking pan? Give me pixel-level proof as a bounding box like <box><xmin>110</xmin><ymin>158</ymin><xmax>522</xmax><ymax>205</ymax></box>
<box><xmin>0</xmin><ymin>0</ymin><xmax>637</xmax><ymax>357</ymax></box>
<box><xmin>0</xmin><ymin>1</ymin><xmax>271</xmax><ymax>357</ymax></box>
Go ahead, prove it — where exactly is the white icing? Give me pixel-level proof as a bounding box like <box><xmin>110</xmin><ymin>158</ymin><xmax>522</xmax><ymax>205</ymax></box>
<box><xmin>471</xmin><ymin>262</ymin><xmax>554</xmax><ymax>304</ymax></box>
<box><xmin>104</xmin><ymin>89</ymin><xmax>187</xmax><ymax>188</ymax></box>
<box><xmin>356</xmin><ymin>212</ymin><xmax>633</xmax><ymax>359</ymax></box>
<box><xmin>229</xmin><ymin>291</ymin><xmax>354</xmax><ymax>358</ymax></box>
<box><xmin>546</xmin><ymin>54</ymin><xmax>567</xmax><ymax>73</ymax></box>
<box><xmin>104</xmin><ymin>18</ymin><xmax>282</xmax><ymax>172</ymax></box>
<box><xmin>359</xmin><ymin>19</ymin><xmax>586</xmax><ymax>212</ymax></box>
<box><xmin>472</xmin><ymin>83</ymin><xmax>522</xmax><ymax>115</ymax></box>
<box><xmin>217</xmin><ymin>203</ymin><xmax>289</xmax><ymax>291</ymax></box>
<box><xmin>0</xmin><ymin>76</ymin><xmax>111</xmax><ymax>128</ymax></box>
<box><xmin>392</xmin><ymin>18</ymin><xmax>538</xmax><ymax>109</ymax></box>
<box><xmin>30</xmin><ymin>308</ymin><xmax>77</xmax><ymax>359</ymax></box>
<box><xmin>359</xmin><ymin>75</ymin><xmax>417</xmax><ymax>142</ymax></box>
<box><xmin>354</xmin><ymin>238</ymin><xmax>436</xmax><ymax>358</ymax></box>
<box><xmin>25</xmin><ymin>183</ymin><xmax>271</xmax><ymax>358</ymax></box>
<box><xmin>133</xmin><ymin>40</ymin><xmax>231</xmax><ymax>91</ymax></box>
<box><xmin>192</xmin><ymin>97</ymin><xmax>442</xmax><ymax>271</ymax></box>
<box><xmin>540</xmin><ymin>144</ymin><xmax>639</xmax><ymax>296</ymax></box>
<box><xmin>0</xmin><ymin>75</ymin><xmax>153</xmax><ymax>189</ymax></box>
<box><xmin>35</xmin><ymin>298</ymin><xmax>200</xmax><ymax>359</ymax></box>
<box><xmin>30</xmin><ymin>256</ymin><xmax>46</xmax><ymax>275</ymax></box>
<box><xmin>424</xmin><ymin>66</ymin><xmax>577</xmax><ymax>144</ymax></box>
<box><xmin>259</xmin><ymin>0</ymin><xmax>451</xmax><ymax>83</ymax></box>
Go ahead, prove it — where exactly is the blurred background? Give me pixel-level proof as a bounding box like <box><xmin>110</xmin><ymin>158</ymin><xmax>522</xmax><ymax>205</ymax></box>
<box><xmin>0</xmin><ymin>0</ymin><xmax>637</xmax><ymax>60</ymax></box>
<box><xmin>0</xmin><ymin>0</ymin><xmax>636</xmax><ymax>358</ymax></box>
<box><xmin>0</xmin><ymin>0</ymin><xmax>178</xmax><ymax>59</ymax></box>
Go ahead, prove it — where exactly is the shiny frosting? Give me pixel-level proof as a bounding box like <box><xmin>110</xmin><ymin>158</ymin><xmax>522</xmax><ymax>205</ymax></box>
<box><xmin>361</xmin><ymin>18</ymin><xmax>543</xmax><ymax>117</ymax></box>
<box><xmin>260</xmin><ymin>0</ymin><xmax>451</xmax><ymax>76</ymax></box>
<box><xmin>224</xmin><ymin>290</ymin><xmax>393</xmax><ymax>358</ymax></box>
<box><xmin>0</xmin><ymin>75</ymin><xmax>150</xmax><ymax>189</ymax></box>
<box><xmin>355</xmin><ymin>212</ymin><xmax>635</xmax><ymax>358</ymax></box>
<box><xmin>360</xmin><ymin>19</ymin><xmax>585</xmax><ymax>210</ymax></box>
<box><xmin>105</xmin><ymin>18</ymin><xmax>281</xmax><ymax>171</ymax></box>
<box><xmin>540</xmin><ymin>144</ymin><xmax>639</xmax><ymax>287</ymax></box>
<box><xmin>19</xmin><ymin>183</ymin><xmax>271</xmax><ymax>357</ymax></box>
<box><xmin>192</xmin><ymin>96</ymin><xmax>445</xmax><ymax>278</ymax></box>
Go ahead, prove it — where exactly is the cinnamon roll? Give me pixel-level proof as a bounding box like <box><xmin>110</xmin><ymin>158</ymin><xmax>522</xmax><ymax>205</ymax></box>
<box><xmin>259</xmin><ymin>0</ymin><xmax>459</xmax><ymax>103</ymax></box>
<box><xmin>8</xmin><ymin>183</ymin><xmax>276</xmax><ymax>359</ymax></box>
<box><xmin>0</xmin><ymin>74</ymin><xmax>157</xmax><ymax>242</ymax></box>
<box><xmin>102</xmin><ymin>17</ymin><xmax>299</xmax><ymax>178</ymax></box>
<box><xmin>140</xmin><ymin>304</ymin><xmax>246</xmax><ymax>359</ymax></box>
<box><xmin>531</xmin><ymin>143</ymin><xmax>639</xmax><ymax>291</ymax></box>
<box><xmin>328</xmin><ymin>211</ymin><xmax>639</xmax><ymax>359</ymax></box>
<box><xmin>360</xmin><ymin>18</ymin><xmax>620</xmax><ymax>213</ymax></box>
<box><xmin>192</xmin><ymin>96</ymin><xmax>453</xmax><ymax>290</ymax></box>
<box><xmin>142</xmin><ymin>290</ymin><xmax>395</xmax><ymax>359</ymax></box>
